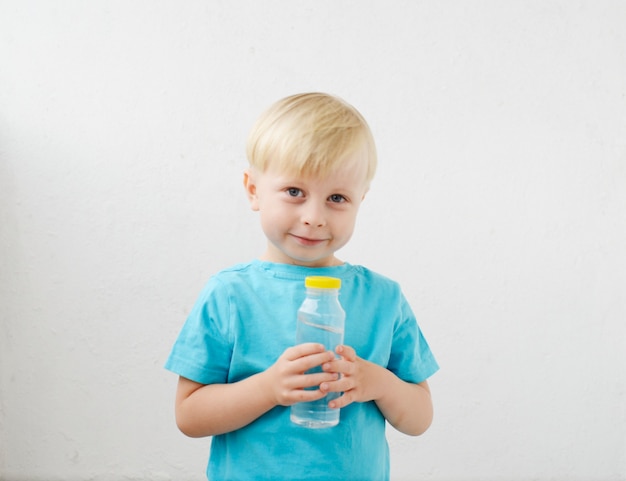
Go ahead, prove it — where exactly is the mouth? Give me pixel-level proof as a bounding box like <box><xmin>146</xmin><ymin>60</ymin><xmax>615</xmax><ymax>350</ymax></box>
<box><xmin>290</xmin><ymin>234</ymin><xmax>328</xmax><ymax>247</ymax></box>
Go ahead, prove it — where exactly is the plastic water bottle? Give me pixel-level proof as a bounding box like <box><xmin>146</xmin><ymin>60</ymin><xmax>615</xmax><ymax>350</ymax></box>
<box><xmin>290</xmin><ymin>276</ymin><xmax>345</xmax><ymax>428</ymax></box>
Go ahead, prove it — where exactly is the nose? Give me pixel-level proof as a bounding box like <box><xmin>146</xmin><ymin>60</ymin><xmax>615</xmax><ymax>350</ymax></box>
<box><xmin>301</xmin><ymin>202</ymin><xmax>326</xmax><ymax>227</ymax></box>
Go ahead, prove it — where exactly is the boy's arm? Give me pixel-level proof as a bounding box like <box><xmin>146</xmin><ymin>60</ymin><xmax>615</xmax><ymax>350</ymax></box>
<box><xmin>368</xmin><ymin>370</ymin><xmax>433</xmax><ymax>436</ymax></box>
<box><xmin>175</xmin><ymin>375</ymin><xmax>274</xmax><ymax>437</ymax></box>
<box><xmin>174</xmin><ymin>343</ymin><xmax>338</xmax><ymax>437</ymax></box>
<box><xmin>320</xmin><ymin>345</ymin><xmax>434</xmax><ymax>436</ymax></box>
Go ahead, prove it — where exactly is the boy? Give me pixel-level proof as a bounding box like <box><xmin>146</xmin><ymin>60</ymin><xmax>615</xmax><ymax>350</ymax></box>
<box><xmin>165</xmin><ymin>93</ymin><xmax>439</xmax><ymax>480</ymax></box>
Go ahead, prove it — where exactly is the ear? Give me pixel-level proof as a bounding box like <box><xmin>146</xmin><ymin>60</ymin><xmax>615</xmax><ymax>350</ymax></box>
<box><xmin>243</xmin><ymin>169</ymin><xmax>260</xmax><ymax>211</ymax></box>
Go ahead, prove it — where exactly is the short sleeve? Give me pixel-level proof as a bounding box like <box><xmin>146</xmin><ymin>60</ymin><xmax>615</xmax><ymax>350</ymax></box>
<box><xmin>387</xmin><ymin>295</ymin><xmax>439</xmax><ymax>384</ymax></box>
<box><xmin>164</xmin><ymin>277</ymin><xmax>234</xmax><ymax>385</ymax></box>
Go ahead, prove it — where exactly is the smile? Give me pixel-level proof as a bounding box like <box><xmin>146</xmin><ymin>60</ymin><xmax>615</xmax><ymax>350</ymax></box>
<box><xmin>290</xmin><ymin>234</ymin><xmax>328</xmax><ymax>246</ymax></box>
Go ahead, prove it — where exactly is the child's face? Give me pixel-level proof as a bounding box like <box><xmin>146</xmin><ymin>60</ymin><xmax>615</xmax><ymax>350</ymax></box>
<box><xmin>244</xmin><ymin>151</ymin><xmax>369</xmax><ymax>267</ymax></box>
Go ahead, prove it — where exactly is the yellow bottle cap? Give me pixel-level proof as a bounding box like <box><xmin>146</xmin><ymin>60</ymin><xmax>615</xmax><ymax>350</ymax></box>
<box><xmin>305</xmin><ymin>276</ymin><xmax>341</xmax><ymax>289</ymax></box>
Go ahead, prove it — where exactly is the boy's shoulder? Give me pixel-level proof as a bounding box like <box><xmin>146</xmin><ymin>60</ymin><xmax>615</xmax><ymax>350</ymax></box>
<box><xmin>352</xmin><ymin>264</ymin><xmax>398</xmax><ymax>283</ymax></box>
<box><xmin>216</xmin><ymin>261</ymin><xmax>255</xmax><ymax>275</ymax></box>
<box><xmin>349</xmin><ymin>264</ymin><xmax>403</xmax><ymax>293</ymax></box>
<box><xmin>207</xmin><ymin>261</ymin><xmax>258</xmax><ymax>285</ymax></box>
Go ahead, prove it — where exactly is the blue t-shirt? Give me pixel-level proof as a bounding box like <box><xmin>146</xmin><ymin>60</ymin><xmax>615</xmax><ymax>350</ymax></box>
<box><xmin>165</xmin><ymin>260</ymin><xmax>439</xmax><ymax>481</ymax></box>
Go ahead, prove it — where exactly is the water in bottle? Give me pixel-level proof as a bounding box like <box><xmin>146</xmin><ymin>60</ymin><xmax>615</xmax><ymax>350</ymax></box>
<box><xmin>291</xmin><ymin>276</ymin><xmax>345</xmax><ymax>428</ymax></box>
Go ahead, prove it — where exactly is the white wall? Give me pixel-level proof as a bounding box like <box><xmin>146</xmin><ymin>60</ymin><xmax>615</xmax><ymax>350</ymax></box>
<box><xmin>1</xmin><ymin>1</ymin><xmax>625</xmax><ymax>480</ymax></box>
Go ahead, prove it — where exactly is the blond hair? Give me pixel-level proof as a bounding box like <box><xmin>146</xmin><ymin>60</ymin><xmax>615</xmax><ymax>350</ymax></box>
<box><xmin>246</xmin><ymin>93</ymin><xmax>377</xmax><ymax>181</ymax></box>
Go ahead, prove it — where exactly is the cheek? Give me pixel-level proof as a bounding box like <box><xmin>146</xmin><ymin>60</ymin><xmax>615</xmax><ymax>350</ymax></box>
<box><xmin>334</xmin><ymin>212</ymin><xmax>359</xmax><ymax>235</ymax></box>
<box><xmin>258</xmin><ymin>205</ymin><xmax>288</xmax><ymax>231</ymax></box>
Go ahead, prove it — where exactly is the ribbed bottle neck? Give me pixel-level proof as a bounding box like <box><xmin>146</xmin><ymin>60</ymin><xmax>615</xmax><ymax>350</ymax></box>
<box><xmin>305</xmin><ymin>287</ymin><xmax>339</xmax><ymax>297</ymax></box>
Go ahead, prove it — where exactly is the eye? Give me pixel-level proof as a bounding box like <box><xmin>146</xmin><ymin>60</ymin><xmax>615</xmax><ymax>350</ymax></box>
<box><xmin>286</xmin><ymin>187</ymin><xmax>303</xmax><ymax>197</ymax></box>
<box><xmin>329</xmin><ymin>194</ymin><xmax>346</xmax><ymax>203</ymax></box>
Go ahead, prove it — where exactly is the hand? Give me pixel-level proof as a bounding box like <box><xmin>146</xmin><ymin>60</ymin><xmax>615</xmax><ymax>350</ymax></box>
<box><xmin>319</xmin><ymin>345</ymin><xmax>380</xmax><ymax>409</ymax></box>
<box><xmin>264</xmin><ymin>343</ymin><xmax>338</xmax><ymax>407</ymax></box>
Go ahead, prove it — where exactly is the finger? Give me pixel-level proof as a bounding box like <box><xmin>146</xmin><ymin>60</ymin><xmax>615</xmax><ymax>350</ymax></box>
<box><xmin>283</xmin><ymin>343</ymin><xmax>327</xmax><ymax>361</ymax></box>
<box><xmin>322</xmin><ymin>358</ymin><xmax>353</xmax><ymax>375</ymax></box>
<box><xmin>336</xmin><ymin>344</ymin><xmax>357</xmax><ymax>361</ymax></box>
<box><xmin>291</xmin><ymin>351</ymin><xmax>336</xmax><ymax>374</ymax></box>
<box><xmin>282</xmin><ymin>387</ymin><xmax>326</xmax><ymax>405</ymax></box>
<box><xmin>327</xmin><ymin>391</ymin><xmax>354</xmax><ymax>410</ymax></box>
<box><xmin>319</xmin><ymin>375</ymin><xmax>352</xmax><ymax>394</ymax></box>
<box><xmin>293</xmin><ymin>388</ymin><xmax>328</xmax><ymax>404</ymax></box>
<box><xmin>296</xmin><ymin>371</ymin><xmax>338</xmax><ymax>390</ymax></box>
